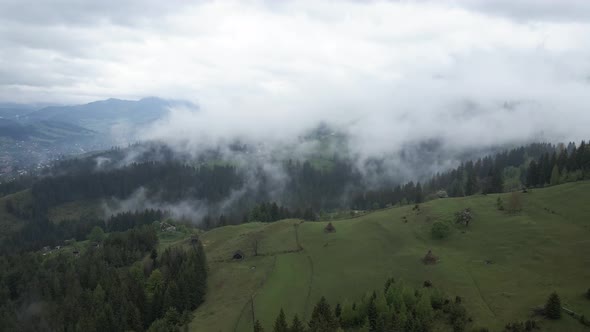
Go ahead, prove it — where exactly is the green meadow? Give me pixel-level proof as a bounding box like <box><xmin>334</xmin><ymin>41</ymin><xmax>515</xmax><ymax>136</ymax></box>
<box><xmin>190</xmin><ymin>181</ymin><xmax>590</xmax><ymax>331</ymax></box>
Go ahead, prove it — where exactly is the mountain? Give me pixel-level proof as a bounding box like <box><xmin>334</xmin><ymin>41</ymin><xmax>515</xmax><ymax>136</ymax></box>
<box><xmin>24</xmin><ymin>97</ymin><xmax>194</xmax><ymax>133</ymax></box>
<box><xmin>0</xmin><ymin>97</ymin><xmax>194</xmax><ymax>179</ymax></box>
<box><xmin>0</xmin><ymin>118</ymin><xmax>95</xmax><ymax>141</ymax></box>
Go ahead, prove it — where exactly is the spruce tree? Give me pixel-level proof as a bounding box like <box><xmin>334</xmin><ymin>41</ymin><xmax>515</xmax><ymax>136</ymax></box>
<box><xmin>367</xmin><ymin>298</ymin><xmax>378</xmax><ymax>331</ymax></box>
<box><xmin>334</xmin><ymin>303</ymin><xmax>342</xmax><ymax>318</ymax></box>
<box><xmin>415</xmin><ymin>183</ymin><xmax>423</xmax><ymax>204</ymax></box>
<box><xmin>527</xmin><ymin>161</ymin><xmax>539</xmax><ymax>187</ymax></box>
<box><xmin>465</xmin><ymin>170</ymin><xmax>478</xmax><ymax>196</ymax></box>
<box><xmin>544</xmin><ymin>292</ymin><xmax>562</xmax><ymax>319</ymax></box>
<box><xmin>290</xmin><ymin>314</ymin><xmax>305</xmax><ymax>332</ymax></box>
<box><xmin>550</xmin><ymin>165</ymin><xmax>560</xmax><ymax>186</ymax></box>
<box><xmin>254</xmin><ymin>319</ymin><xmax>264</xmax><ymax>332</ymax></box>
<box><xmin>308</xmin><ymin>296</ymin><xmax>338</xmax><ymax>332</ymax></box>
<box><xmin>273</xmin><ymin>309</ymin><xmax>289</xmax><ymax>332</ymax></box>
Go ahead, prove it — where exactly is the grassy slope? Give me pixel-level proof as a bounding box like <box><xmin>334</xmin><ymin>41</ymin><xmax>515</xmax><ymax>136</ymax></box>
<box><xmin>191</xmin><ymin>181</ymin><xmax>590</xmax><ymax>331</ymax></box>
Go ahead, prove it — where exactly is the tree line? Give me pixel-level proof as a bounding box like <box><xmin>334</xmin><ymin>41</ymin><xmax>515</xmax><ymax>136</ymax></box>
<box><xmin>0</xmin><ymin>224</ymin><xmax>207</xmax><ymax>331</ymax></box>
<box><xmin>353</xmin><ymin>140</ymin><xmax>590</xmax><ymax>210</ymax></box>
<box><xmin>260</xmin><ymin>278</ymin><xmax>473</xmax><ymax>332</ymax></box>
<box><xmin>1</xmin><ymin>209</ymin><xmax>165</xmax><ymax>254</ymax></box>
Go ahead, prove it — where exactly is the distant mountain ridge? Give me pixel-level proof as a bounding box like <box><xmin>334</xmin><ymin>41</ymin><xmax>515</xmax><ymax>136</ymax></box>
<box><xmin>23</xmin><ymin>97</ymin><xmax>194</xmax><ymax>133</ymax></box>
<box><xmin>0</xmin><ymin>97</ymin><xmax>195</xmax><ymax>178</ymax></box>
<box><xmin>0</xmin><ymin>118</ymin><xmax>94</xmax><ymax>141</ymax></box>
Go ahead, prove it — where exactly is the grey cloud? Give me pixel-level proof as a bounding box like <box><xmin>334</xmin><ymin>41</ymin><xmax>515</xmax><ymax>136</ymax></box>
<box><xmin>0</xmin><ymin>0</ymin><xmax>193</xmax><ymax>27</ymax></box>
<box><xmin>1</xmin><ymin>0</ymin><xmax>589</xmax><ymax>156</ymax></box>
<box><xmin>449</xmin><ymin>0</ymin><xmax>590</xmax><ymax>22</ymax></box>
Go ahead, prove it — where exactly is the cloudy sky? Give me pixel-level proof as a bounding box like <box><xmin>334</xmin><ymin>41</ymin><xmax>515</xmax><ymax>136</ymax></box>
<box><xmin>1</xmin><ymin>0</ymin><xmax>589</xmax><ymax>149</ymax></box>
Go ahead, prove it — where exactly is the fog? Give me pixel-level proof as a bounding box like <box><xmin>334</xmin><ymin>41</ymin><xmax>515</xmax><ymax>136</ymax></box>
<box><xmin>103</xmin><ymin>187</ymin><xmax>210</xmax><ymax>223</ymax></box>
<box><xmin>3</xmin><ymin>0</ymin><xmax>590</xmax><ymax>183</ymax></box>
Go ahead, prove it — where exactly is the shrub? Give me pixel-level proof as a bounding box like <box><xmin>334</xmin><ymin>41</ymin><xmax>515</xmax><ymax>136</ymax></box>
<box><xmin>431</xmin><ymin>222</ymin><xmax>451</xmax><ymax>239</ymax></box>
<box><xmin>506</xmin><ymin>192</ymin><xmax>523</xmax><ymax>213</ymax></box>
<box><xmin>496</xmin><ymin>197</ymin><xmax>504</xmax><ymax>211</ymax></box>
<box><xmin>454</xmin><ymin>209</ymin><xmax>472</xmax><ymax>227</ymax></box>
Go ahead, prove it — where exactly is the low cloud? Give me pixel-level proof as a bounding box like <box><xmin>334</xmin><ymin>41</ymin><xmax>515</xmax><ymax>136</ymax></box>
<box><xmin>103</xmin><ymin>187</ymin><xmax>209</xmax><ymax>223</ymax></box>
<box><xmin>2</xmin><ymin>0</ymin><xmax>589</xmax><ymax>173</ymax></box>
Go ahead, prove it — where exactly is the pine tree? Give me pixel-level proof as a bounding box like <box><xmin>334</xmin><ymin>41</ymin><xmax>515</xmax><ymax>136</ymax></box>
<box><xmin>273</xmin><ymin>309</ymin><xmax>289</xmax><ymax>332</ymax></box>
<box><xmin>465</xmin><ymin>169</ymin><xmax>478</xmax><ymax>196</ymax></box>
<box><xmin>339</xmin><ymin>300</ymin><xmax>356</xmax><ymax>329</ymax></box>
<box><xmin>290</xmin><ymin>314</ymin><xmax>305</xmax><ymax>332</ymax></box>
<box><xmin>367</xmin><ymin>298</ymin><xmax>378</xmax><ymax>331</ymax></box>
<box><xmin>334</xmin><ymin>303</ymin><xmax>342</xmax><ymax>318</ymax></box>
<box><xmin>416</xmin><ymin>294</ymin><xmax>434</xmax><ymax>329</ymax></box>
<box><xmin>254</xmin><ymin>319</ymin><xmax>264</xmax><ymax>332</ymax></box>
<box><xmin>527</xmin><ymin>160</ymin><xmax>539</xmax><ymax>187</ymax></box>
<box><xmin>550</xmin><ymin>165</ymin><xmax>560</xmax><ymax>186</ymax></box>
<box><xmin>490</xmin><ymin>166</ymin><xmax>504</xmax><ymax>193</ymax></box>
<box><xmin>308</xmin><ymin>296</ymin><xmax>338</xmax><ymax>332</ymax></box>
<box><xmin>415</xmin><ymin>183</ymin><xmax>423</xmax><ymax>204</ymax></box>
<box><xmin>544</xmin><ymin>292</ymin><xmax>562</xmax><ymax>319</ymax></box>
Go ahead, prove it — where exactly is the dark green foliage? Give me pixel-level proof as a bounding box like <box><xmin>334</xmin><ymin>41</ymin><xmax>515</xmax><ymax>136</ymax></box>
<box><xmin>1</xmin><ymin>208</ymin><xmax>165</xmax><ymax>254</ymax></box>
<box><xmin>504</xmin><ymin>320</ymin><xmax>539</xmax><ymax>331</ymax></box>
<box><xmin>0</xmin><ymin>225</ymin><xmax>207</xmax><ymax>330</ymax></box>
<box><xmin>496</xmin><ymin>197</ymin><xmax>504</xmax><ymax>210</ymax></box>
<box><xmin>586</xmin><ymin>288</ymin><xmax>590</xmax><ymax>300</ymax></box>
<box><xmin>367</xmin><ymin>297</ymin><xmax>378</xmax><ymax>331</ymax></box>
<box><xmin>269</xmin><ymin>278</ymin><xmax>474</xmax><ymax>332</ymax></box>
<box><xmin>544</xmin><ymin>292</ymin><xmax>561</xmax><ymax>319</ymax></box>
<box><xmin>273</xmin><ymin>308</ymin><xmax>289</xmax><ymax>332</ymax></box>
<box><xmin>490</xmin><ymin>165</ymin><xmax>505</xmax><ymax>194</ymax></box>
<box><xmin>31</xmin><ymin>162</ymin><xmax>242</xmax><ymax>213</ymax></box>
<box><xmin>290</xmin><ymin>314</ymin><xmax>305</xmax><ymax>332</ymax></box>
<box><xmin>465</xmin><ymin>162</ymin><xmax>478</xmax><ymax>195</ymax></box>
<box><xmin>415</xmin><ymin>182</ymin><xmax>424</xmax><ymax>204</ymax></box>
<box><xmin>4</xmin><ymin>199</ymin><xmax>14</xmax><ymax>214</ymax></box>
<box><xmin>308</xmin><ymin>296</ymin><xmax>338</xmax><ymax>332</ymax></box>
<box><xmin>87</xmin><ymin>225</ymin><xmax>105</xmax><ymax>243</ymax></box>
<box><xmin>334</xmin><ymin>302</ymin><xmax>341</xmax><ymax>317</ymax></box>
<box><xmin>383</xmin><ymin>277</ymin><xmax>395</xmax><ymax>293</ymax></box>
<box><xmin>431</xmin><ymin>221</ymin><xmax>451</xmax><ymax>239</ymax></box>
<box><xmin>356</xmin><ymin>140</ymin><xmax>590</xmax><ymax>209</ymax></box>
<box><xmin>248</xmin><ymin>201</ymin><xmax>316</xmax><ymax>222</ymax></box>
<box><xmin>254</xmin><ymin>319</ymin><xmax>264</xmax><ymax>332</ymax></box>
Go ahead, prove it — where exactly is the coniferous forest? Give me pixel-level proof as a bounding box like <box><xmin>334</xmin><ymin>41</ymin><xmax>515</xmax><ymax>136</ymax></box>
<box><xmin>0</xmin><ymin>224</ymin><xmax>207</xmax><ymax>331</ymax></box>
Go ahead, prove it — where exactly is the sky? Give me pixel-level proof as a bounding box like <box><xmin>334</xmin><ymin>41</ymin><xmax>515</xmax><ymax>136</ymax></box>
<box><xmin>1</xmin><ymin>0</ymin><xmax>590</xmax><ymax>150</ymax></box>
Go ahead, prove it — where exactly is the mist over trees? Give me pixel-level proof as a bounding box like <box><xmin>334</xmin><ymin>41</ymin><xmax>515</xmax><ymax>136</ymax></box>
<box><xmin>1</xmin><ymin>139</ymin><xmax>589</xmax><ymax>244</ymax></box>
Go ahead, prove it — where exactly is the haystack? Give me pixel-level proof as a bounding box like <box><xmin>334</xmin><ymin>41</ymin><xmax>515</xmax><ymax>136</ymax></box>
<box><xmin>423</xmin><ymin>249</ymin><xmax>438</xmax><ymax>265</ymax></box>
<box><xmin>324</xmin><ymin>222</ymin><xmax>336</xmax><ymax>233</ymax></box>
<box><xmin>232</xmin><ymin>250</ymin><xmax>244</xmax><ymax>260</ymax></box>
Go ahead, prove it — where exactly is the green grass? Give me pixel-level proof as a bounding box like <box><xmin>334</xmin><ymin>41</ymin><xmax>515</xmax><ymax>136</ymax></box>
<box><xmin>191</xmin><ymin>181</ymin><xmax>590</xmax><ymax>331</ymax></box>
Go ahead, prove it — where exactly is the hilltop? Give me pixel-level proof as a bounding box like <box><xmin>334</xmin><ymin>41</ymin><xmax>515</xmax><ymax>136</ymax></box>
<box><xmin>190</xmin><ymin>181</ymin><xmax>590</xmax><ymax>331</ymax></box>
